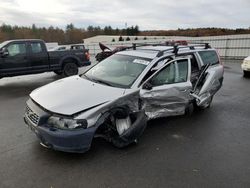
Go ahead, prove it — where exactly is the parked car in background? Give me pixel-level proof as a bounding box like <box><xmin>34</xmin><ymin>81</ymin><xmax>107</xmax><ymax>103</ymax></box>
<box><xmin>0</xmin><ymin>39</ymin><xmax>91</xmax><ymax>78</ymax></box>
<box><xmin>24</xmin><ymin>43</ymin><xmax>224</xmax><ymax>153</ymax></box>
<box><xmin>95</xmin><ymin>42</ymin><xmax>128</xmax><ymax>62</ymax></box>
<box><xmin>241</xmin><ymin>56</ymin><xmax>250</xmax><ymax>77</ymax></box>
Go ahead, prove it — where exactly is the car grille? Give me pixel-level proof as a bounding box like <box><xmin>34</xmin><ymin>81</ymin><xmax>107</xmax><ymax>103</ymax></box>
<box><xmin>25</xmin><ymin>105</ymin><xmax>40</xmax><ymax>126</ymax></box>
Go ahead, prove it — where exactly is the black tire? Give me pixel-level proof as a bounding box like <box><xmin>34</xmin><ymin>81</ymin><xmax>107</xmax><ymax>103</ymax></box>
<box><xmin>243</xmin><ymin>70</ymin><xmax>249</xmax><ymax>78</ymax></box>
<box><xmin>54</xmin><ymin>71</ymin><xmax>63</xmax><ymax>75</ymax></box>
<box><xmin>63</xmin><ymin>62</ymin><xmax>78</xmax><ymax>77</ymax></box>
<box><xmin>185</xmin><ymin>102</ymin><xmax>194</xmax><ymax>116</ymax></box>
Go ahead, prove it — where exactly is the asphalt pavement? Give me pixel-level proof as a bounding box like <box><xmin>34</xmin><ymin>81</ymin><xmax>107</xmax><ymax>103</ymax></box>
<box><xmin>0</xmin><ymin>61</ymin><xmax>249</xmax><ymax>188</ymax></box>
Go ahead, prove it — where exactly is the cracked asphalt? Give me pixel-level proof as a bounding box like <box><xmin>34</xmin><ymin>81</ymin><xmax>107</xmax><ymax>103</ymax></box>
<box><xmin>0</xmin><ymin>61</ymin><xmax>250</xmax><ymax>188</ymax></box>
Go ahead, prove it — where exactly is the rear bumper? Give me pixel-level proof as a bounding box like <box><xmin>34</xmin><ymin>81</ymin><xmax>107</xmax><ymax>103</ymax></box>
<box><xmin>24</xmin><ymin>116</ymin><xmax>96</xmax><ymax>153</ymax></box>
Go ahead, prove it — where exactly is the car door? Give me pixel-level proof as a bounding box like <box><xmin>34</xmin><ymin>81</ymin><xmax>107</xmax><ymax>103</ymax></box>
<box><xmin>140</xmin><ymin>58</ymin><xmax>192</xmax><ymax>119</ymax></box>
<box><xmin>28</xmin><ymin>42</ymin><xmax>49</xmax><ymax>71</ymax></box>
<box><xmin>191</xmin><ymin>50</ymin><xmax>224</xmax><ymax>107</ymax></box>
<box><xmin>0</xmin><ymin>42</ymin><xmax>30</xmax><ymax>75</ymax></box>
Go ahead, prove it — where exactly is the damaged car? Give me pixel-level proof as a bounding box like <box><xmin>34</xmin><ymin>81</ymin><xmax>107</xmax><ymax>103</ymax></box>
<box><xmin>24</xmin><ymin>43</ymin><xmax>224</xmax><ymax>153</ymax></box>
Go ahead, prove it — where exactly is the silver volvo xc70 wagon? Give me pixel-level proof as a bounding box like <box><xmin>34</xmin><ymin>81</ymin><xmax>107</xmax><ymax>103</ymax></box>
<box><xmin>24</xmin><ymin>43</ymin><xmax>224</xmax><ymax>153</ymax></box>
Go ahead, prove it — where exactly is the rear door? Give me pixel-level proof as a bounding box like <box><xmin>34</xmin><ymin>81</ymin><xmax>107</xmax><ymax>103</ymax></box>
<box><xmin>140</xmin><ymin>58</ymin><xmax>192</xmax><ymax>119</ymax></box>
<box><xmin>0</xmin><ymin>42</ymin><xmax>30</xmax><ymax>75</ymax></box>
<box><xmin>28</xmin><ymin>42</ymin><xmax>49</xmax><ymax>71</ymax></box>
<box><xmin>192</xmin><ymin>50</ymin><xmax>224</xmax><ymax>107</ymax></box>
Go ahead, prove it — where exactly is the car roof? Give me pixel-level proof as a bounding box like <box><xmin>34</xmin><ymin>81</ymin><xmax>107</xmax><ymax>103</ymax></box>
<box><xmin>5</xmin><ymin>39</ymin><xmax>45</xmax><ymax>43</ymax></box>
<box><xmin>117</xmin><ymin>50</ymin><xmax>159</xmax><ymax>59</ymax></box>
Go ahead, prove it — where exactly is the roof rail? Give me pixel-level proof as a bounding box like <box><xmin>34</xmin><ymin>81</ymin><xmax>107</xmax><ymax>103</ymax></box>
<box><xmin>127</xmin><ymin>42</ymin><xmax>211</xmax><ymax>58</ymax></box>
<box><xmin>187</xmin><ymin>42</ymin><xmax>211</xmax><ymax>49</ymax></box>
<box><xmin>155</xmin><ymin>42</ymin><xmax>211</xmax><ymax>57</ymax></box>
<box><xmin>130</xmin><ymin>42</ymin><xmax>166</xmax><ymax>50</ymax></box>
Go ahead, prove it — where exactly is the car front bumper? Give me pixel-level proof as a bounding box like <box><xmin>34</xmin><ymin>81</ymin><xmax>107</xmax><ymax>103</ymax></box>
<box><xmin>24</xmin><ymin>116</ymin><xmax>96</xmax><ymax>153</ymax></box>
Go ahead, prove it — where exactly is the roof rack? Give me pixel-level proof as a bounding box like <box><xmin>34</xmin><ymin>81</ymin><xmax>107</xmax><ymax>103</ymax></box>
<box><xmin>155</xmin><ymin>43</ymin><xmax>211</xmax><ymax>57</ymax></box>
<box><xmin>127</xmin><ymin>42</ymin><xmax>211</xmax><ymax>57</ymax></box>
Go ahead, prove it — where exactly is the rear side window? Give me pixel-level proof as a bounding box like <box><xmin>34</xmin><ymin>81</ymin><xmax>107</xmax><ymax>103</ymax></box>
<box><xmin>31</xmin><ymin>43</ymin><xmax>42</xmax><ymax>53</ymax></box>
<box><xmin>198</xmin><ymin>50</ymin><xmax>219</xmax><ymax>65</ymax></box>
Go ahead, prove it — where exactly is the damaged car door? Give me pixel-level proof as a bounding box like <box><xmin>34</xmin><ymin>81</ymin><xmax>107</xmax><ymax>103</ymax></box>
<box><xmin>140</xmin><ymin>58</ymin><xmax>192</xmax><ymax>119</ymax></box>
<box><xmin>190</xmin><ymin>50</ymin><xmax>224</xmax><ymax>108</ymax></box>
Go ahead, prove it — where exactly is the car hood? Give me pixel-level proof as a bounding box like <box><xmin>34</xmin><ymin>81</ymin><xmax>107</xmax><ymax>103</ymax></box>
<box><xmin>30</xmin><ymin>76</ymin><xmax>125</xmax><ymax>115</ymax></box>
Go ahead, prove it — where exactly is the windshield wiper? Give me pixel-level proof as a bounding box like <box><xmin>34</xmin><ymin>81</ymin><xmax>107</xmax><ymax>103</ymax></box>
<box><xmin>82</xmin><ymin>74</ymin><xmax>93</xmax><ymax>82</ymax></box>
<box><xmin>92</xmin><ymin>78</ymin><xmax>113</xmax><ymax>86</ymax></box>
<box><xmin>82</xmin><ymin>74</ymin><xmax>113</xmax><ymax>86</ymax></box>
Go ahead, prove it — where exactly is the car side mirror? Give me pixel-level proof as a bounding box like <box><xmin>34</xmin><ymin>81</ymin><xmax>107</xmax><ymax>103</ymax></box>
<box><xmin>0</xmin><ymin>48</ymin><xmax>9</xmax><ymax>57</ymax></box>
<box><xmin>142</xmin><ymin>82</ymin><xmax>153</xmax><ymax>90</ymax></box>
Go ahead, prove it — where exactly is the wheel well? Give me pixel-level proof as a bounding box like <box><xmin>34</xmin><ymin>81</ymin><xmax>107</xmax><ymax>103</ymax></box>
<box><xmin>62</xmin><ymin>57</ymin><xmax>79</xmax><ymax>68</ymax></box>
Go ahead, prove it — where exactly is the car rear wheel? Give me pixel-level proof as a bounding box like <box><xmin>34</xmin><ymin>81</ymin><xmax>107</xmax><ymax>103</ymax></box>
<box><xmin>63</xmin><ymin>62</ymin><xmax>79</xmax><ymax>77</ymax></box>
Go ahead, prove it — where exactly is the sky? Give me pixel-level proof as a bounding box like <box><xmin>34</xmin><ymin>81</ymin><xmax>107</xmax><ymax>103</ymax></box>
<box><xmin>0</xmin><ymin>0</ymin><xmax>249</xmax><ymax>30</ymax></box>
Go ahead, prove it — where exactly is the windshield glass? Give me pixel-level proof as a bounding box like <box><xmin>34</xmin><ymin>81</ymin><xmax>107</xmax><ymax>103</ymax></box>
<box><xmin>84</xmin><ymin>54</ymin><xmax>151</xmax><ymax>88</ymax></box>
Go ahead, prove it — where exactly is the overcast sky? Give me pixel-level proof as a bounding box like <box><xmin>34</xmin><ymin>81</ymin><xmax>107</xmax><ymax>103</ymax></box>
<box><xmin>0</xmin><ymin>0</ymin><xmax>249</xmax><ymax>30</ymax></box>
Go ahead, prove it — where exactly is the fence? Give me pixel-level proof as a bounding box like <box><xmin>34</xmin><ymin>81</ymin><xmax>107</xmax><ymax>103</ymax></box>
<box><xmin>85</xmin><ymin>36</ymin><xmax>250</xmax><ymax>60</ymax></box>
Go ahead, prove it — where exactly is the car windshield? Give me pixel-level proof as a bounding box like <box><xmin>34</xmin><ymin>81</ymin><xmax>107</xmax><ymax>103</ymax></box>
<box><xmin>84</xmin><ymin>54</ymin><xmax>151</xmax><ymax>88</ymax></box>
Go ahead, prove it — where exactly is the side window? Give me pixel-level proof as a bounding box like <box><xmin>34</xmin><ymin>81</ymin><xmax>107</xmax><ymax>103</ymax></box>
<box><xmin>7</xmin><ymin>43</ymin><xmax>26</xmax><ymax>57</ymax></box>
<box><xmin>176</xmin><ymin>60</ymin><xmax>188</xmax><ymax>82</ymax></box>
<box><xmin>198</xmin><ymin>50</ymin><xmax>219</xmax><ymax>65</ymax></box>
<box><xmin>150</xmin><ymin>59</ymin><xmax>188</xmax><ymax>86</ymax></box>
<box><xmin>150</xmin><ymin>62</ymin><xmax>175</xmax><ymax>86</ymax></box>
<box><xmin>31</xmin><ymin>43</ymin><xmax>42</xmax><ymax>53</ymax></box>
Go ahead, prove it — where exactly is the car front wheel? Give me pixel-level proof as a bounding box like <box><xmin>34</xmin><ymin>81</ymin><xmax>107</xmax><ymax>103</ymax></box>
<box><xmin>63</xmin><ymin>62</ymin><xmax>79</xmax><ymax>77</ymax></box>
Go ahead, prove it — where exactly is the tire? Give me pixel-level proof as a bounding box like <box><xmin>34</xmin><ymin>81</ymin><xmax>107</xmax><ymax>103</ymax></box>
<box><xmin>63</xmin><ymin>62</ymin><xmax>79</xmax><ymax>77</ymax></box>
<box><xmin>243</xmin><ymin>70</ymin><xmax>249</xmax><ymax>78</ymax></box>
<box><xmin>185</xmin><ymin>102</ymin><xmax>194</xmax><ymax>116</ymax></box>
<box><xmin>54</xmin><ymin>71</ymin><xmax>63</xmax><ymax>75</ymax></box>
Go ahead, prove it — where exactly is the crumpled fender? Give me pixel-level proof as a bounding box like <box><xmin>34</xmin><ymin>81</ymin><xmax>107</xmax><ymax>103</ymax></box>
<box><xmin>112</xmin><ymin>110</ymin><xmax>148</xmax><ymax>148</ymax></box>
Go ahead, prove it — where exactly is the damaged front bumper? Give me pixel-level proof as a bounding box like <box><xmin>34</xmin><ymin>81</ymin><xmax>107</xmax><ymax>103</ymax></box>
<box><xmin>24</xmin><ymin>99</ymin><xmax>148</xmax><ymax>153</ymax></box>
<box><xmin>24</xmin><ymin>116</ymin><xmax>96</xmax><ymax>153</ymax></box>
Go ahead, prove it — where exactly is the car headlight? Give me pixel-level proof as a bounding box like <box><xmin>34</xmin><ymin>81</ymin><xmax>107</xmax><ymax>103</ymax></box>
<box><xmin>47</xmin><ymin>116</ymin><xmax>88</xmax><ymax>130</ymax></box>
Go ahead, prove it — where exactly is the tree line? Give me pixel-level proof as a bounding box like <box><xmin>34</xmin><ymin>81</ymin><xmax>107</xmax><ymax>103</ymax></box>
<box><xmin>0</xmin><ymin>23</ymin><xmax>140</xmax><ymax>44</ymax></box>
<box><xmin>1</xmin><ymin>23</ymin><xmax>250</xmax><ymax>44</ymax></box>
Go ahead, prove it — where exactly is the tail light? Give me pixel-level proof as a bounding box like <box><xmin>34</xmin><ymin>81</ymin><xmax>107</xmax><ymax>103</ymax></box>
<box><xmin>85</xmin><ymin>51</ymin><xmax>90</xmax><ymax>61</ymax></box>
